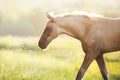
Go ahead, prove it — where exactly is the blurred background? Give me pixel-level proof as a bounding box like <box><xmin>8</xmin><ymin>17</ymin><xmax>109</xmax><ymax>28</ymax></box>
<box><xmin>0</xmin><ymin>0</ymin><xmax>120</xmax><ymax>36</ymax></box>
<box><xmin>0</xmin><ymin>0</ymin><xmax>120</xmax><ymax>80</ymax></box>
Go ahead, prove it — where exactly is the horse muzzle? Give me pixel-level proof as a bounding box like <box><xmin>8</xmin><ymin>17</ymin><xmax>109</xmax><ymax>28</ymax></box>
<box><xmin>38</xmin><ymin>41</ymin><xmax>47</xmax><ymax>49</ymax></box>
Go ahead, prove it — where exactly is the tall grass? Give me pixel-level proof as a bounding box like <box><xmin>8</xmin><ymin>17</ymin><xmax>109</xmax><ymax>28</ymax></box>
<box><xmin>0</xmin><ymin>36</ymin><xmax>120</xmax><ymax>80</ymax></box>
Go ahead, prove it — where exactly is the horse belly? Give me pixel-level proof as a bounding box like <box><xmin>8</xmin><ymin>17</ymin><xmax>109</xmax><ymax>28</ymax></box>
<box><xmin>102</xmin><ymin>31</ymin><xmax>120</xmax><ymax>53</ymax></box>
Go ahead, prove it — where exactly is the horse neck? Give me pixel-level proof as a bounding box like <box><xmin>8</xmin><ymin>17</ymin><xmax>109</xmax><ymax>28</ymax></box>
<box><xmin>57</xmin><ymin>17</ymin><xmax>91</xmax><ymax>42</ymax></box>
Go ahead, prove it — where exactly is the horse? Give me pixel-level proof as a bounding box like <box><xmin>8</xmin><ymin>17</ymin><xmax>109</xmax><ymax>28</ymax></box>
<box><xmin>38</xmin><ymin>11</ymin><xmax>120</xmax><ymax>80</ymax></box>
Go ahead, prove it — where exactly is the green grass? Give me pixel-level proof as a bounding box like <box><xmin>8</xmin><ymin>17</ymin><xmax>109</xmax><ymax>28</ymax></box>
<box><xmin>0</xmin><ymin>36</ymin><xmax>120</xmax><ymax>80</ymax></box>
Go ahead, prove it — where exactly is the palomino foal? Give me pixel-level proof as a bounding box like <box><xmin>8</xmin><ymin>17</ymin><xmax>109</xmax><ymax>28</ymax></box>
<box><xmin>38</xmin><ymin>12</ymin><xmax>120</xmax><ymax>80</ymax></box>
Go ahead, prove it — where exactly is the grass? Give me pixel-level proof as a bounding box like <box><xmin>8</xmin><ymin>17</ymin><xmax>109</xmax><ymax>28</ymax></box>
<box><xmin>0</xmin><ymin>36</ymin><xmax>120</xmax><ymax>80</ymax></box>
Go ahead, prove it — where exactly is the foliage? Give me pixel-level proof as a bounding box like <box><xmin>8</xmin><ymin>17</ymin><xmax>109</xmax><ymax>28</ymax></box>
<box><xmin>0</xmin><ymin>36</ymin><xmax>120</xmax><ymax>80</ymax></box>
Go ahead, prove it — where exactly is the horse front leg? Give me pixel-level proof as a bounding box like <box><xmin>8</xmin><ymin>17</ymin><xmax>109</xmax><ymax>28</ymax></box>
<box><xmin>76</xmin><ymin>53</ymin><xmax>99</xmax><ymax>80</ymax></box>
<box><xmin>96</xmin><ymin>54</ymin><xmax>109</xmax><ymax>80</ymax></box>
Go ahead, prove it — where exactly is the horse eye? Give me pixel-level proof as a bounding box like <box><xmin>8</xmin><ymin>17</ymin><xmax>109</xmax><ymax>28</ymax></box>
<box><xmin>50</xmin><ymin>20</ymin><xmax>54</xmax><ymax>23</ymax></box>
<box><xmin>46</xmin><ymin>26</ymin><xmax>52</xmax><ymax>31</ymax></box>
<box><xmin>46</xmin><ymin>28</ymin><xmax>52</xmax><ymax>37</ymax></box>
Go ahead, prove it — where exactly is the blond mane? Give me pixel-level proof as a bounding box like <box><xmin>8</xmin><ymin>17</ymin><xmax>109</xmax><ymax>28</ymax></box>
<box><xmin>52</xmin><ymin>11</ymin><xmax>104</xmax><ymax>18</ymax></box>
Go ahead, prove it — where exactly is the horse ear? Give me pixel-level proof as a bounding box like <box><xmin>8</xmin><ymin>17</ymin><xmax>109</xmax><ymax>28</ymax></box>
<box><xmin>46</xmin><ymin>12</ymin><xmax>55</xmax><ymax>22</ymax></box>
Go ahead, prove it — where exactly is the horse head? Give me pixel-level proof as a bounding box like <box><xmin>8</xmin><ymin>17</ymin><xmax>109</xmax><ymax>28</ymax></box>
<box><xmin>38</xmin><ymin>12</ymin><xmax>60</xmax><ymax>49</ymax></box>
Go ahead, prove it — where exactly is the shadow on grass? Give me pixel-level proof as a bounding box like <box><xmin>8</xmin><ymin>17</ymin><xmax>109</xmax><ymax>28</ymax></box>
<box><xmin>105</xmin><ymin>56</ymin><xmax>120</xmax><ymax>62</ymax></box>
<box><xmin>110</xmin><ymin>74</ymin><xmax>120</xmax><ymax>80</ymax></box>
<box><xmin>105</xmin><ymin>58</ymin><xmax>120</xmax><ymax>62</ymax></box>
<box><xmin>0</xmin><ymin>43</ymin><xmax>40</xmax><ymax>51</ymax></box>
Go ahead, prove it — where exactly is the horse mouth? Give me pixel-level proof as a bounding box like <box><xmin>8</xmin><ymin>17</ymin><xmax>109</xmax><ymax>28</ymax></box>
<box><xmin>40</xmin><ymin>45</ymin><xmax>46</xmax><ymax>49</ymax></box>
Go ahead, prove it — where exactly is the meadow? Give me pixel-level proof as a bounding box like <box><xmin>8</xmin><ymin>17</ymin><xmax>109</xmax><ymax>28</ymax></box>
<box><xmin>0</xmin><ymin>36</ymin><xmax>120</xmax><ymax>80</ymax></box>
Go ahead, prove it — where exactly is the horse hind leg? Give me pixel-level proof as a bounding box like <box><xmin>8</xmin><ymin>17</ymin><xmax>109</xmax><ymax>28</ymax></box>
<box><xmin>96</xmin><ymin>54</ymin><xmax>109</xmax><ymax>80</ymax></box>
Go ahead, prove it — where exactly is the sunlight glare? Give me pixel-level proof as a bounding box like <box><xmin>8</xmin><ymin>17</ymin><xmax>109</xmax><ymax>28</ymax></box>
<box><xmin>0</xmin><ymin>0</ymin><xmax>44</xmax><ymax>20</ymax></box>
